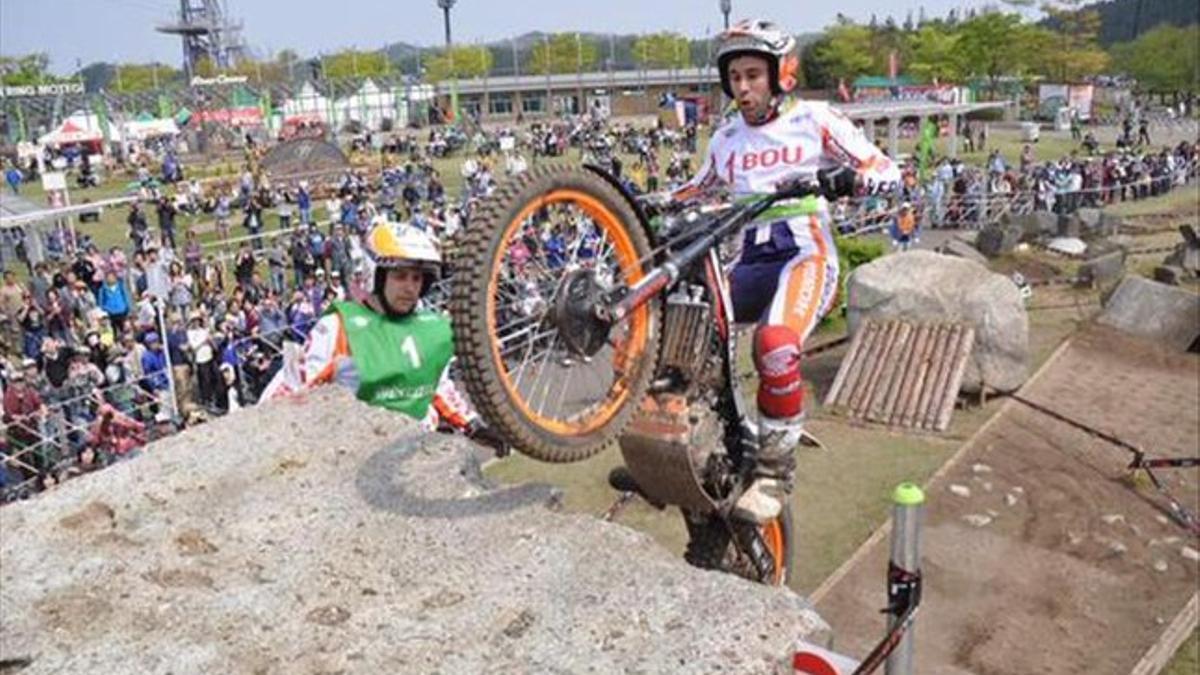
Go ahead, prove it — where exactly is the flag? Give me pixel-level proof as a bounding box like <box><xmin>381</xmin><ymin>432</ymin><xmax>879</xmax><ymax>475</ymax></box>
<box><xmin>837</xmin><ymin>78</ymin><xmax>851</xmax><ymax>103</ymax></box>
<box><xmin>157</xmin><ymin>93</ymin><xmax>173</xmax><ymax>120</ymax></box>
<box><xmin>916</xmin><ymin>117</ymin><xmax>938</xmax><ymax>181</ymax></box>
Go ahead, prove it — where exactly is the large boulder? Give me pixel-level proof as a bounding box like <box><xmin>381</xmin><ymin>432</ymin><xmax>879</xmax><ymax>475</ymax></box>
<box><xmin>0</xmin><ymin>388</ymin><xmax>829</xmax><ymax>674</ymax></box>
<box><xmin>846</xmin><ymin>250</ymin><xmax>1030</xmax><ymax>393</ymax></box>
<box><xmin>936</xmin><ymin>235</ymin><xmax>989</xmax><ymax>266</ymax></box>
<box><xmin>975</xmin><ymin>222</ymin><xmax>1023</xmax><ymax>258</ymax></box>
<box><xmin>1062</xmin><ymin>208</ymin><xmax>1121</xmax><ymax>240</ymax></box>
<box><xmin>1078</xmin><ymin>248</ymin><xmax>1128</xmax><ymax>287</ymax></box>
<box><xmin>1098</xmin><ymin>276</ymin><xmax>1200</xmax><ymax>352</ymax></box>
<box><xmin>1016</xmin><ymin>211</ymin><xmax>1060</xmax><ymax>240</ymax></box>
<box><xmin>1163</xmin><ymin>225</ymin><xmax>1200</xmax><ymax>278</ymax></box>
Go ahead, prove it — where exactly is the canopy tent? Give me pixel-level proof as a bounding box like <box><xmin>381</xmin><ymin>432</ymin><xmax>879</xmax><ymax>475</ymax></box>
<box><xmin>280</xmin><ymin>81</ymin><xmax>332</xmax><ymax>121</ymax></box>
<box><xmin>333</xmin><ymin>79</ymin><xmax>397</xmax><ymax>131</ymax></box>
<box><xmin>37</xmin><ymin>116</ymin><xmax>107</xmax><ymax>148</ymax></box>
<box><xmin>121</xmin><ymin>117</ymin><xmax>181</xmax><ymax>141</ymax></box>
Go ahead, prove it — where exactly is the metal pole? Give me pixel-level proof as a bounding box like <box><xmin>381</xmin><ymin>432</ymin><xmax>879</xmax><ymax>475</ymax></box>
<box><xmin>155</xmin><ymin>298</ymin><xmax>180</xmax><ymax>421</ymax></box>
<box><xmin>885</xmin><ymin>483</ymin><xmax>925</xmax><ymax>675</ymax></box>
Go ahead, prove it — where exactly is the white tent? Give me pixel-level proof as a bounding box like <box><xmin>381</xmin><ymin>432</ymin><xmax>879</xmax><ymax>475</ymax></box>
<box><xmin>121</xmin><ymin>117</ymin><xmax>180</xmax><ymax>141</ymax></box>
<box><xmin>333</xmin><ymin>79</ymin><xmax>397</xmax><ymax>131</ymax></box>
<box><xmin>37</xmin><ymin>111</ymin><xmax>118</xmax><ymax>147</ymax></box>
<box><xmin>280</xmin><ymin>81</ymin><xmax>333</xmax><ymax>123</ymax></box>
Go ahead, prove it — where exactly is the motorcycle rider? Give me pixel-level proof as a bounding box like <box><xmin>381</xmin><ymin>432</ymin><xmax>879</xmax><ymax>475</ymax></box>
<box><xmin>671</xmin><ymin>19</ymin><xmax>900</xmax><ymax>523</ymax></box>
<box><xmin>300</xmin><ymin>217</ymin><xmax>503</xmax><ymax>448</ymax></box>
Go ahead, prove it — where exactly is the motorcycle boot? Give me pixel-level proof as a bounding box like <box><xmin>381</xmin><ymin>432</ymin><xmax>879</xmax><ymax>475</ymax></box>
<box><xmin>732</xmin><ymin>417</ymin><xmax>800</xmax><ymax>524</ymax></box>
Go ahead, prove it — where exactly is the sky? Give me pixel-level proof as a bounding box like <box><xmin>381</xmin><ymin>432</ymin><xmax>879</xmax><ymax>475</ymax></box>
<box><xmin>1</xmin><ymin>0</ymin><xmax>1040</xmax><ymax>74</ymax></box>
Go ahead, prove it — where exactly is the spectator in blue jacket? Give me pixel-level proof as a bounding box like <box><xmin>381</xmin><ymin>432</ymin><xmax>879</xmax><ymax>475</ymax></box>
<box><xmin>140</xmin><ymin>332</ymin><xmax>169</xmax><ymax>394</ymax></box>
<box><xmin>97</xmin><ymin>271</ymin><xmax>132</xmax><ymax>334</ymax></box>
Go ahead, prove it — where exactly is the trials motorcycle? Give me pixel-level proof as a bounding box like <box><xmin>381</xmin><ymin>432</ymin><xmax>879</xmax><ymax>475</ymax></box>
<box><xmin>449</xmin><ymin>163</ymin><xmax>850</xmax><ymax>585</ymax></box>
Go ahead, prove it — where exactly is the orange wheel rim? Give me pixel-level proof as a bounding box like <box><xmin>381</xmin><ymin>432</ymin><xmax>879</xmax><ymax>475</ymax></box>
<box><xmin>761</xmin><ymin>518</ymin><xmax>787</xmax><ymax>585</ymax></box>
<box><xmin>486</xmin><ymin>189</ymin><xmax>650</xmax><ymax>437</ymax></box>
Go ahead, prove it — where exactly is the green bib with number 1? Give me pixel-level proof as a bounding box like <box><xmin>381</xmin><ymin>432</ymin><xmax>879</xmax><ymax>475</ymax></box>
<box><xmin>331</xmin><ymin>301</ymin><xmax>454</xmax><ymax>420</ymax></box>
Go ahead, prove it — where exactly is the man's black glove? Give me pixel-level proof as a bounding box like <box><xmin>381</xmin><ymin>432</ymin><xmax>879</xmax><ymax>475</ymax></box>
<box><xmin>817</xmin><ymin>166</ymin><xmax>857</xmax><ymax>200</ymax></box>
<box><xmin>467</xmin><ymin>419</ymin><xmax>511</xmax><ymax>457</ymax></box>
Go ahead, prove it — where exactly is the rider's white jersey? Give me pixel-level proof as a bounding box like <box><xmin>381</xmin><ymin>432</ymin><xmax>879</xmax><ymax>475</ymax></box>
<box><xmin>676</xmin><ymin>99</ymin><xmax>901</xmax><ymax>206</ymax></box>
<box><xmin>672</xmin><ymin>99</ymin><xmax>901</xmax><ymax>341</ymax></box>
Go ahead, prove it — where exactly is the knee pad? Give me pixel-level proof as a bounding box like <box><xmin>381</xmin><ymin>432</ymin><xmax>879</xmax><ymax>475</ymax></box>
<box><xmin>753</xmin><ymin>324</ymin><xmax>804</xmax><ymax>420</ymax></box>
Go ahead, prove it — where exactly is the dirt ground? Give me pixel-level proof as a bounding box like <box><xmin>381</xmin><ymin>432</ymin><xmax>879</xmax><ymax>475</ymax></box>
<box><xmin>813</xmin><ymin>323</ymin><xmax>1199</xmax><ymax>674</ymax></box>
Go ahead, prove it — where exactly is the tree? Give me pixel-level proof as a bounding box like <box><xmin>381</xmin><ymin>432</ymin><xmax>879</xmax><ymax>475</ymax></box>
<box><xmin>78</xmin><ymin>62</ymin><xmax>116</xmax><ymax>92</ymax></box>
<box><xmin>112</xmin><ymin>63</ymin><xmax>183</xmax><ymax>92</ymax></box>
<box><xmin>905</xmin><ymin>25</ymin><xmax>966</xmax><ymax>82</ymax></box>
<box><xmin>1035</xmin><ymin>0</ymin><xmax>1111</xmax><ymax>80</ymax></box>
<box><xmin>322</xmin><ymin>49</ymin><xmax>391</xmax><ymax>80</ymax></box>
<box><xmin>423</xmin><ymin>45</ymin><xmax>494</xmax><ymax>81</ymax></box>
<box><xmin>0</xmin><ymin>53</ymin><xmax>53</xmax><ymax>86</ymax></box>
<box><xmin>1110</xmin><ymin>24</ymin><xmax>1200</xmax><ymax>93</ymax></box>
<box><xmin>527</xmin><ymin>33</ymin><xmax>600</xmax><ymax>74</ymax></box>
<box><xmin>276</xmin><ymin>49</ymin><xmax>302</xmax><ymax>80</ymax></box>
<box><xmin>631</xmin><ymin>32</ymin><xmax>692</xmax><ymax>70</ymax></box>
<box><xmin>953</xmin><ymin>12</ymin><xmax>1031</xmax><ymax>95</ymax></box>
<box><xmin>806</xmin><ymin>24</ymin><xmax>875</xmax><ymax>88</ymax></box>
<box><xmin>1024</xmin><ymin>24</ymin><xmax>1110</xmax><ymax>81</ymax></box>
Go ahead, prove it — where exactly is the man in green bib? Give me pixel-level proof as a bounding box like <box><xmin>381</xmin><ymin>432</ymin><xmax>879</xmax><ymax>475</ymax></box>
<box><xmin>302</xmin><ymin>218</ymin><xmax>503</xmax><ymax>449</ymax></box>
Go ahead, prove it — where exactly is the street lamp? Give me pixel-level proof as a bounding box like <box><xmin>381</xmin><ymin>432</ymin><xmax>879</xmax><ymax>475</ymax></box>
<box><xmin>436</xmin><ymin>0</ymin><xmax>458</xmax><ymax>125</ymax></box>
<box><xmin>437</xmin><ymin>0</ymin><xmax>456</xmax><ymax>47</ymax></box>
<box><xmin>719</xmin><ymin>0</ymin><xmax>731</xmax><ymax>30</ymax></box>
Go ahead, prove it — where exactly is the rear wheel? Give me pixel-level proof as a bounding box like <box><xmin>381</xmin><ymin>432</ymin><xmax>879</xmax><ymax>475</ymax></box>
<box><xmin>450</xmin><ymin>164</ymin><xmax>661</xmax><ymax>463</ymax></box>
<box><xmin>683</xmin><ymin>506</ymin><xmax>796</xmax><ymax>587</ymax></box>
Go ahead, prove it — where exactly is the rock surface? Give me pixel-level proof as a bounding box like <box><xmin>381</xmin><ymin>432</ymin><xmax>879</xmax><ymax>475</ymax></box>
<box><xmin>847</xmin><ymin>250</ymin><xmax>1030</xmax><ymax>392</ymax></box>
<box><xmin>1098</xmin><ymin>276</ymin><xmax>1200</xmax><ymax>352</ymax></box>
<box><xmin>0</xmin><ymin>388</ymin><xmax>828</xmax><ymax>674</ymax></box>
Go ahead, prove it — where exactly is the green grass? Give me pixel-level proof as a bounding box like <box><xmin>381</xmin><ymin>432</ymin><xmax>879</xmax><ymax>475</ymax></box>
<box><xmin>1166</xmin><ymin>629</ymin><xmax>1199</xmax><ymax>675</ymax></box>
<box><xmin>1106</xmin><ymin>182</ymin><xmax>1200</xmax><ymax>218</ymax></box>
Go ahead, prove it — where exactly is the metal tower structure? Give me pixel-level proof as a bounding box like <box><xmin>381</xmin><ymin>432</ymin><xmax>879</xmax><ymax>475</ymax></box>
<box><xmin>156</xmin><ymin>0</ymin><xmax>248</xmax><ymax>79</ymax></box>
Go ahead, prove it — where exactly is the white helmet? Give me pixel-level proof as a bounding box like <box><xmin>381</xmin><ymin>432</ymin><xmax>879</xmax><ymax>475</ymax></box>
<box><xmin>716</xmin><ymin>19</ymin><xmax>800</xmax><ymax>99</ymax></box>
<box><xmin>362</xmin><ymin>216</ymin><xmax>442</xmax><ymax>299</ymax></box>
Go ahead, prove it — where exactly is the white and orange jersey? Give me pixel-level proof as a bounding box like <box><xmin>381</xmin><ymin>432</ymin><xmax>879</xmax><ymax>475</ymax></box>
<box><xmin>673</xmin><ymin>99</ymin><xmax>900</xmax><ymax>343</ymax></box>
<box><xmin>301</xmin><ymin>312</ymin><xmax>477</xmax><ymax>431</ymax></box>
<box><xmin>674</xmin><ymin>99</ymin><xmax>901</xmax><ymax>204</ymax></box>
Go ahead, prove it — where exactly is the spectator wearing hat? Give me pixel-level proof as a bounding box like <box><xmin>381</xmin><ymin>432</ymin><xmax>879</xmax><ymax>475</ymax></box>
<box><xmin>891</xmin><ymin>203</ymin><xmax>919</xmax><ymax>252</ymax></box>
<box><xmin>215</xmin><ymin>362</ymin><xmax>242</xmax><ymax>415</ymax></box>
<box><xmin>165</xmin><ymin>314</ymin><xmax>194</xmax><ymax>415</ymax></box>
<box><xmin>68</xmin><ymin>279</ymin><xmax>98</xmax><ymax>328</ymax></box>
<box><xmin>140</xmin><ymin>332</ymin><xmax>171</xmax><ymax>415</ymax></box>
<box><xmin>186</xmin><ymin>313</ymin><xmax>218</xmax><ymax>408</ymax></box>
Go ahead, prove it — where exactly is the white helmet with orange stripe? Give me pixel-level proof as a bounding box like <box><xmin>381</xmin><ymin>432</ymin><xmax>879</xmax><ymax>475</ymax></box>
<box><xmin>716</xmin><ymin>19</ymin><xmax>799</xmax><ymax>99</ymax></box>
<box><xmin>362</xmin><ymin>216</ymin><xmax>442</xmax><ymax>311</ymax></box>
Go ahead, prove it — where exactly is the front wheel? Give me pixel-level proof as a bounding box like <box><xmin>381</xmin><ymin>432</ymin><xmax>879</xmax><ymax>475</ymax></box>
<box><xmin>450</xmin><ymin>164</ymin><xmax>661</xmax><ymax>463</ymax></box>
<box><xmin>683</xmin><ymin>506</ymin><xmax>796</xmax><ymax>587</ymax></box>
